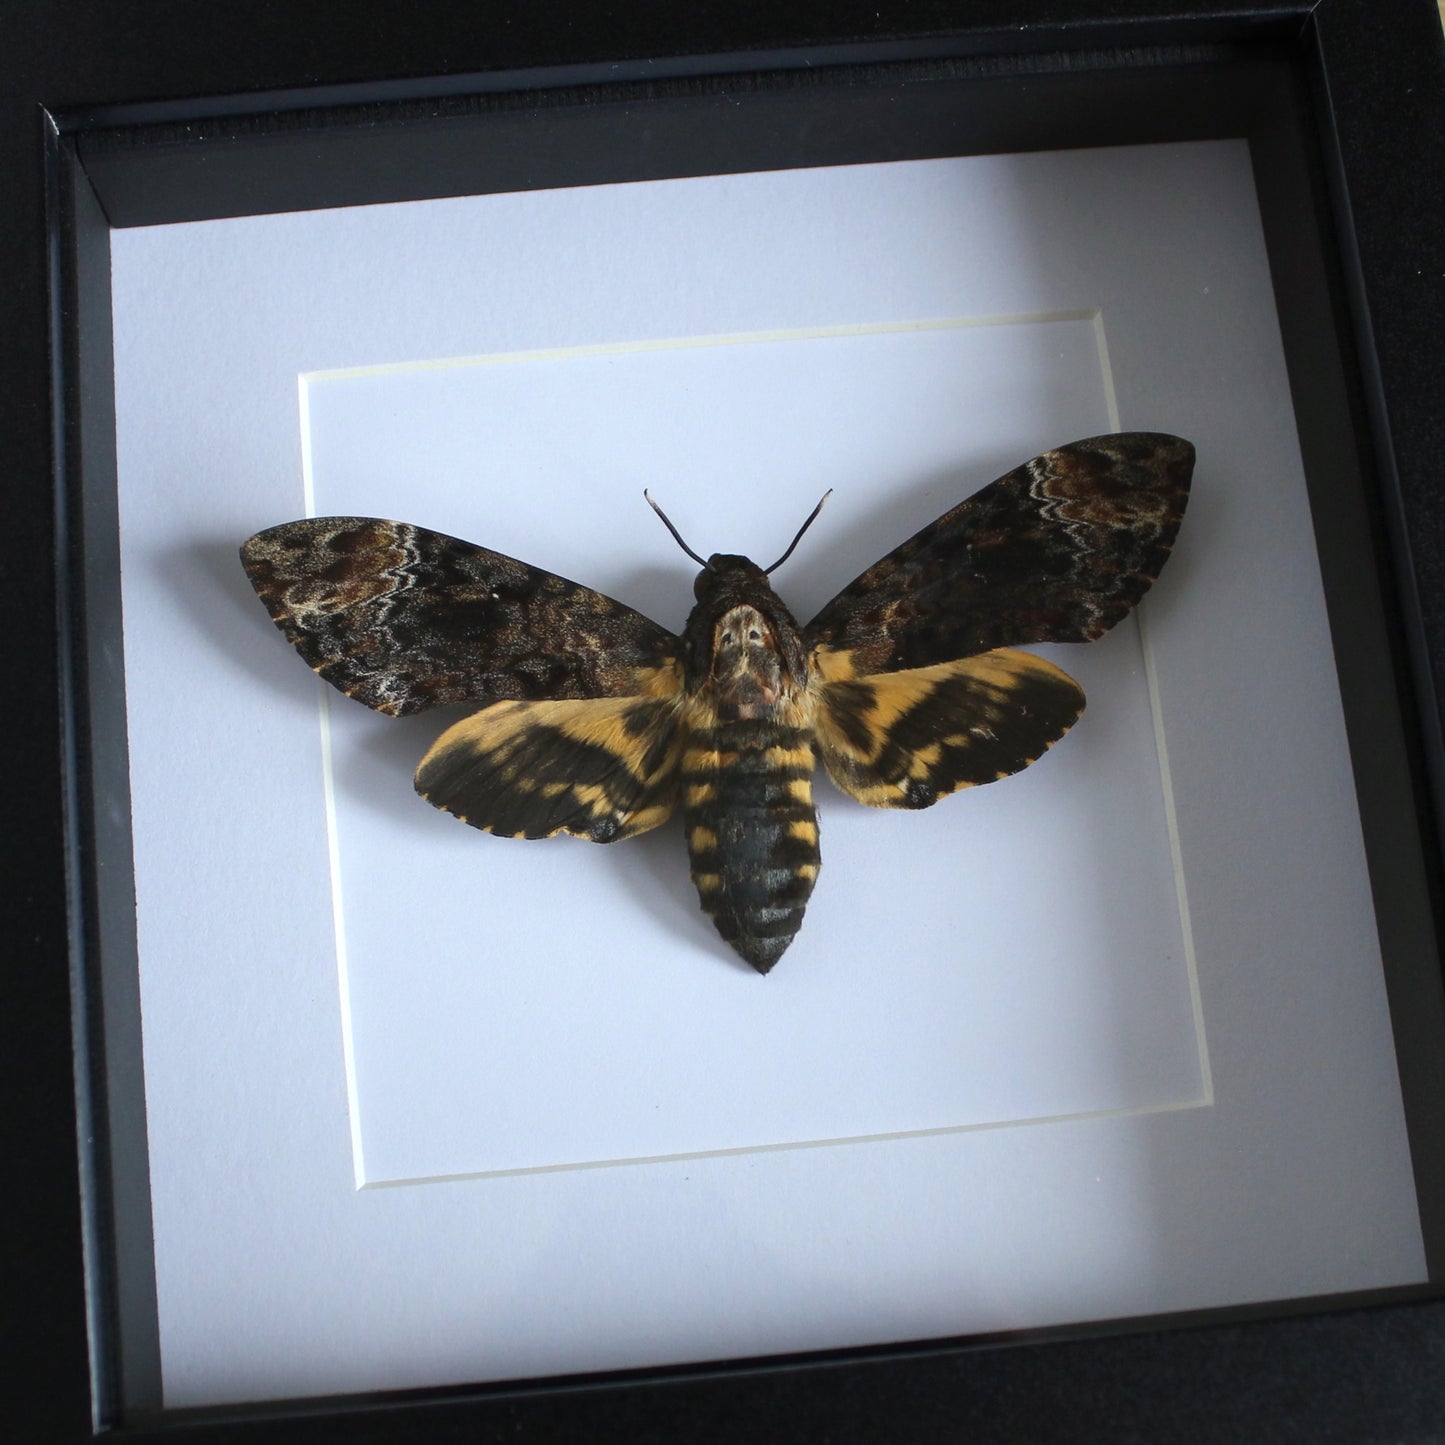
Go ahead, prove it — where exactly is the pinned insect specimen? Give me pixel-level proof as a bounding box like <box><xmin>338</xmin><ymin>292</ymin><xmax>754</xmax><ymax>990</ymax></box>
<box><xmin>241</xmin><ymin>432</ymin><xmax>1192</xmax><ymax>971</ymax></box>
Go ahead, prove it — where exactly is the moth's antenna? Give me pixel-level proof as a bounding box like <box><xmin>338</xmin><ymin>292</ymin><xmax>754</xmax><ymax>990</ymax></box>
<box><xmin>644</xmin><ymin>490</ymin><xmax>711</xmax><ymax>569</ymax></box>
<box><xmin>764</xmin><ymin>490</ymin><xmax>833</xmax><ymax>574</ymax></box>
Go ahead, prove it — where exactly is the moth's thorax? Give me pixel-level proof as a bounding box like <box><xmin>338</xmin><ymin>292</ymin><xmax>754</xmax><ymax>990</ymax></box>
<box><xmin>705</xmin><ymin>603</ymin><xmax>783</xmax><ymax>718</ymax></box>
<box><xmin>682</xmin><ymin>554</ymin><xmax>810</xmax><ymax>707</ymax></box>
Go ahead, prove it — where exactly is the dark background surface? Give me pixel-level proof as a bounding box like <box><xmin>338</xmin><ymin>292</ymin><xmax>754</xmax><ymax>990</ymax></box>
<box><xmin>5</xmin><ymin>1</ymin><xmax>1445</xmax><ymax>1440</ymax></box>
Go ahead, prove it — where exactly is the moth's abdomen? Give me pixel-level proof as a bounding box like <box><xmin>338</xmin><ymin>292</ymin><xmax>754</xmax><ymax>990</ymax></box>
<box><xmin>682</xmin><ymin>719</ymin><xmax>819</xmax><ymax>974</ymax></box>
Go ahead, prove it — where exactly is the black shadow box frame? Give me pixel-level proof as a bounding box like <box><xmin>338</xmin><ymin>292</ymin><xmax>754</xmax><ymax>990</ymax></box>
<box><xmin>7</xmin><ymin>0</ymin><xmax>1445</xmax><ymax>1439</ymax></box>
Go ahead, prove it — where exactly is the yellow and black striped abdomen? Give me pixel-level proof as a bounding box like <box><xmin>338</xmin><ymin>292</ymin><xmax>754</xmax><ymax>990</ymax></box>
<box><xmin>682</xmin><ymin>719</ymin><xmax>820</xmax><ymax>973</ymax></box>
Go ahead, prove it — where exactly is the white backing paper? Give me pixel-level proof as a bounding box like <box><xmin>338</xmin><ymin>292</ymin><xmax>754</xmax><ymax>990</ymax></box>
<box><xmin>110</xmin><ymin>141</ymin><xmax>1424</xmax><ymax>1407</ymax></box>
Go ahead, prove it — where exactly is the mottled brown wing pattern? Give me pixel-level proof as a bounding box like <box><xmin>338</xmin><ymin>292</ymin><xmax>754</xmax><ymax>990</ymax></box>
<box><xmin>813</xmin><ymin>650</ymin><xmax>1086</xmax><ymax>809</ymax></box>
<box><xmin>240</xmin><ymin>517</ymin><xmax>681</xmax><ymax>716</ymax></box>
<box><xmin>806</xmin><ymin>433</ymin><xmax>1193</xmax><ymax>676</ymax></box>
<box><xmin>414</xmin><ymin>695</ymin><xmax>685</xmax><ymax>843</ymax></box>
<box><xmin>240</xmin><ymin>431</ymin><xmax>1193</xmax><ymax>972</ymax></box>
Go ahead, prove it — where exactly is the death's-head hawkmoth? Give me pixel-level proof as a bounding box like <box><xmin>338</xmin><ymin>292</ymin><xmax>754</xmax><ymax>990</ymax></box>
<box><xmin>241</xmin><ymin>432</ymin><xmax>1192</xmax><ymax>972</ymax></box>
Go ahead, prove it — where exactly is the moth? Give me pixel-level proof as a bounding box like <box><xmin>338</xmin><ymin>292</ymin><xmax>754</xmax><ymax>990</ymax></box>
<box><xmin>241</xmin><ymin>432</ymin><xmax>1192</xmax><ymax>972</ymax></box>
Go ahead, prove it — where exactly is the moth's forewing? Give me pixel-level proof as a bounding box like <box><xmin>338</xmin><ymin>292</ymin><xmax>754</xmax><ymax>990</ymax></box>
<box><xmin>805</xmin><ymin>433</ymin><xmax>1193</xmax><ymax>676</ymax></box>
<box><xmin>240</xmin><ymin>516</ymin><xmax>682</xmax><ymax>715</ymax></box>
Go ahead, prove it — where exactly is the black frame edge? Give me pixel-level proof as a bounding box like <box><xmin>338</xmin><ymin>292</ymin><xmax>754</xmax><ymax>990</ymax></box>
<box><xmin>8</xmin><ymin>0</ymin><xmax>1445</xmax><ymax>1440</ymax></box>
<box><xmin>1310</xmin><ymin>1</ymin><xmax>1445</xmax><ymax>828</ymax></box>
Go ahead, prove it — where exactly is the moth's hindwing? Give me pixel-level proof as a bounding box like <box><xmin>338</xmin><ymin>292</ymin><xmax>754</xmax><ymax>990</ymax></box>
<box><xmin>414</xmin><ymin>693</ymin><xmax>686</xmax><ymax>843</ymax></box>
<box><xmin>811</xmin><ymin>648</ymin><xmax>1086</xmax><ymax>809</ymax></box>
<box><xmin>805</xmin><ymin>433</ymin><xmax>1193</xmax><ymax>675</ymax></box>
<box><xmin>240</xmin><ymin>517</ymin><xmax>681</xmax><ymax>716</ymax></box>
